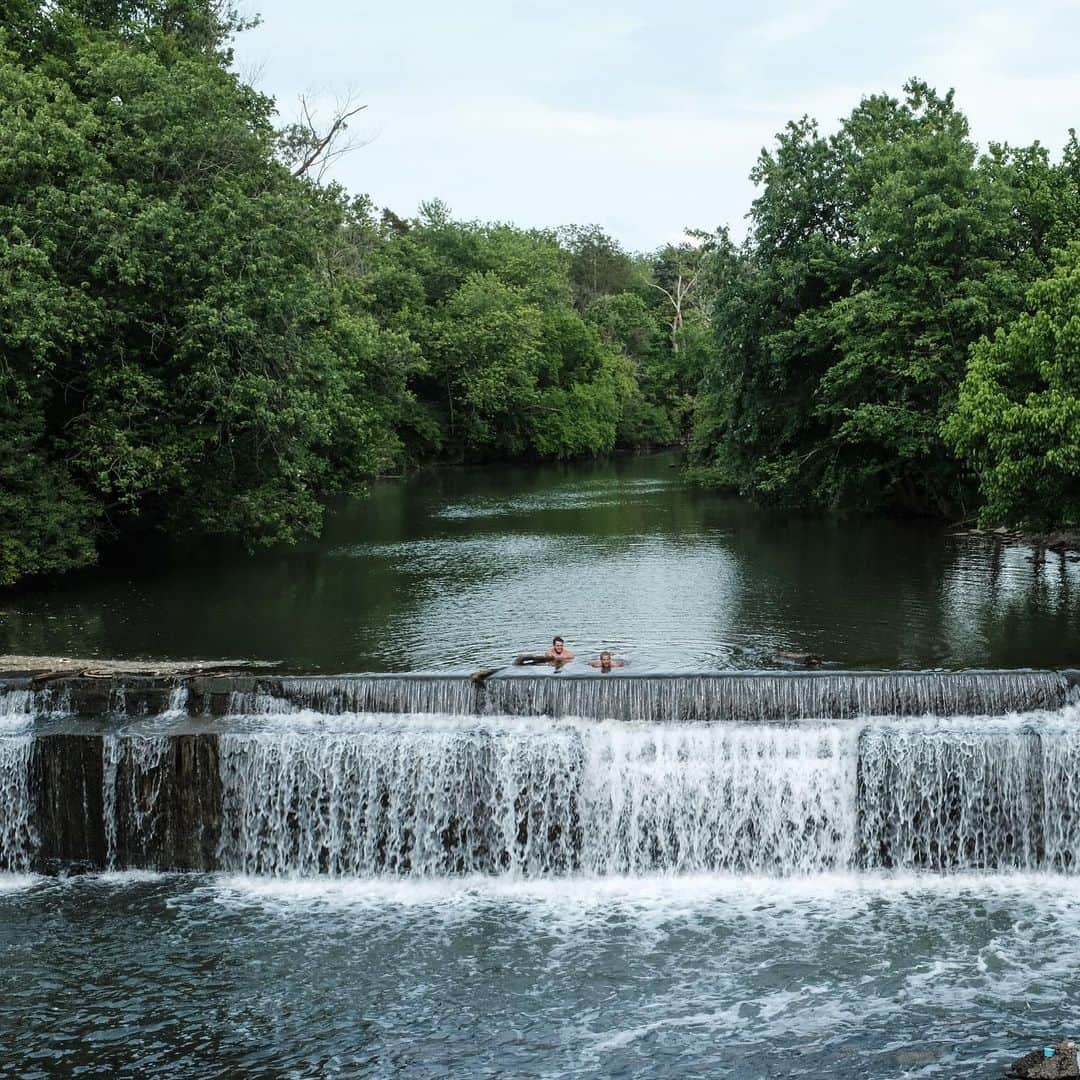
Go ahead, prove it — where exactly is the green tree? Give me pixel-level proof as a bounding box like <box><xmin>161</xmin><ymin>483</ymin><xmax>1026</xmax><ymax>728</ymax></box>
<box><xmin>559</xmin><ymin>225</ymin><xmax>645</xmax><ymax>311</ymax></box>
<box><xmin>691</xmin><ymin>79</ymin><xmax>1067</xmax><ymax>515</ymax></box>
<box><xmin>811</xmin><ymin>81</ymin><xmax>1016</xmax><ymax>513</ymax></box>
<box><xmin>690</xmin><ymin>116</ymin><xmax>852</xmax><ymax>501</ymax></box>
<box><xmin>0</xmin><ymin>3</ymin><xmax>404</xmax><ymax>583</ymax></box>
<box><xmin>944</xmin><ymin>242</ymin><xmax>1080</xmax><ymax>528</ymax></box>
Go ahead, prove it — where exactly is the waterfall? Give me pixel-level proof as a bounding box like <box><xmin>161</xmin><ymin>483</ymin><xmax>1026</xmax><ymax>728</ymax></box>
<box><xmin>217</xmin><ymin>717</ymin><xmax>859</xmax><ymax>876</ymax></box>
<box><xmin>163</xmin><ymin>685</ymin><xmax>189</xmax><ymax>718</ymax></box>
<box><xmin>102</xmin><ymin>736</ymin><xmax>171</xmax><ymax>869</ymax></box>
<box><xmin>4</xmin><ymin>669</ymin><xmax>1071</xmax><ymax>722</ymax></box>
<box><xmin>0</xmin><ymin>737</ymin><xmax>35</xmax><ymax>871</ymax></box>
<box><xmin>217</xmin><ymin>720</ymin><xmax>586</xmax><ymax>876</ymax></box>
<box><xmin>0</xmin><ymin>686</ymin><xmax>72</xmax><ymax>725</ymax></box>
<box><xmin>216</xmin><ymin>711</ymin><xmax>1080</xmax><ymax>878</ymax></box>
<box><xmin>4</xmin><ymin>671</ymin><xmax>1080</xmax><ymax>878</ymax></box>
<box><xmin>482</xmin><ymin>670</ymin><xmax>1071</xmax><ymax>722</ymax></box>
<box><xmin>224</xmin><ymin>676</ymin><xmax>479</xmax><ymax>717</ymax></box>
<box><xmin>573</xmin><ymin>721</ymin><xmax>858</xmax><ymax>875</ymax></box>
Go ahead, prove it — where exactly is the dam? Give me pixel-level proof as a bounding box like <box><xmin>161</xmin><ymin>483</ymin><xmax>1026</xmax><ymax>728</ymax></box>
<box><xmin>3</xmin><ymin>668</ymin><xmax>1079</xmax><ymax>878</ymax></box>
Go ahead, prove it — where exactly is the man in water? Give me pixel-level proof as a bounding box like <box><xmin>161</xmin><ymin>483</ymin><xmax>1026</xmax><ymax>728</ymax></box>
<box><xmin>590</xmin><ymin>650</ymin><xmax>625</xmax><ymax>673</ymax></box>
<box><xmin>546</xmin><ymin>636</ymin><xmax>575</xmax><ymax>662</ymax></box>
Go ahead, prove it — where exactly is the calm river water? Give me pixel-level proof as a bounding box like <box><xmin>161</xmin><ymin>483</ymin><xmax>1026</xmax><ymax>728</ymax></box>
<box><xmin>2</xmin><ymin>452</ymin><xmax>1078</xmax><ymax>671</ymax></box>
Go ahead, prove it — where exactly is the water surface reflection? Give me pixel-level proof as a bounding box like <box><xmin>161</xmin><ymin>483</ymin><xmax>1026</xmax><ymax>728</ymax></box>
<box><xmin>2</xmin><ymin>453</ymin><xmax>1077</xmax><ymax>671</ymax></box>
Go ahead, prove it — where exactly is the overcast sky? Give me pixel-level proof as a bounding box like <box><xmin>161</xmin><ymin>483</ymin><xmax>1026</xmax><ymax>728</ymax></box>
<box><xmin>232</xmin><ymin>1</ymin><xmax>1080</xmax><ymax>251</ymax></box>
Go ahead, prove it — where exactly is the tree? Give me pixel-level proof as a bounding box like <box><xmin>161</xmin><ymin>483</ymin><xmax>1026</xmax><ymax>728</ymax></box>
<box><xmin>0</xmin><ymin>3</ymin><xmax>404</xmax><ymax>583</ymax></box>
<box><xmin>689</xmin><ymin>115</ymin><xmax>853</xmax><ymax>501</ymax></box>
<box><xmin>558</xmin><ymin>225</ymin><xmax>645</xmax><ymax>311</ymax></box>
<box><xmin>649</xmin><ymin>231</ymin><xmax>718</xmax><ymax>351</ymax></box>
<box><xmin>944</xmin><ymin>242</ymin><xmax>1080</xmax><ymax>529</ymax></box>
<box><xmin>690</xmin><ymin>79</ymin><xmax>1062</xmax><ymax>515</ymax></box>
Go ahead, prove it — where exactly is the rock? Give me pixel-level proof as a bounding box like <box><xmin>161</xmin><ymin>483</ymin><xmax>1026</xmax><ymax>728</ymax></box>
<box><xmin>1</xmin><ymin>654</ymin><xmax>281</xmax><ymax>678</ymax></box>
<box><xmin>1009</xmin><ymin>1041</ymin><xmax>1079</xmax><ymax>1079</ymax></box>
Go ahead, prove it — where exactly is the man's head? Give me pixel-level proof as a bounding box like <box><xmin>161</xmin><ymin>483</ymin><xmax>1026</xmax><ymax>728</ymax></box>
<box><xmin>552</xmin><ymin>636</ymin><xmax>565</xmax><ymax>655</ymax></box>
<box><xmin>599</xmin><ymin>650</ymin><xmax>612</xmax><ymax>670</ymax></box>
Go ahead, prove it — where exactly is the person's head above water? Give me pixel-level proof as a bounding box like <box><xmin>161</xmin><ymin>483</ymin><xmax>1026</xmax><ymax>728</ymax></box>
<box><xmin>546</xmin><ymin>636</ymin><xmax>575</xmax><ymax>660</ymax></box>
<box><xmin>591</xmin><ymin>650</ymin><xmax>624</xmax><ymax>671</ymax></box>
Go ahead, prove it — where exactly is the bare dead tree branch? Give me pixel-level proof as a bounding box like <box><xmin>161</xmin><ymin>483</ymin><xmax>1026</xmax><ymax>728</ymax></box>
<box><xmin>278</xmin><ymin>92</ymin><xmax>370</xmax><ymax>181</ymax></box>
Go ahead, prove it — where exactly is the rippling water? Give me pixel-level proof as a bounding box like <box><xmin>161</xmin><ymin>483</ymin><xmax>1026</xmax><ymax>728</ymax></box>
<box><xmin>2</xmin><ymin>453</ymin><xmax>1078</xmax><ymax>671</ymax></box>
<box><xmin>0</xmin><ymin>871</ymin><xmax>1075</xmax><ymax>1077</ymax></box>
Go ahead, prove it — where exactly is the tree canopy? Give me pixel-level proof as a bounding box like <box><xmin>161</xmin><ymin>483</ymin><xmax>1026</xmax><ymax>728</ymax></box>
<box><xmin>0</xmin><ymin>1</ymin><xmax>695</xmax><ymax>585</ymax></box>
<box><xmin>944</xmin><ymin>242</ymin><xmax>1080</xmax><ymax>528</ymax></box>
<box><xmin>4</xmin><ymin>5</ymin><xmax>1079</xmax><ymax>588</ymax></box>
<box><xmin>689</xmin><ymin>80</ymin><xmax>1080</xmax><ymax>522</ymax></box>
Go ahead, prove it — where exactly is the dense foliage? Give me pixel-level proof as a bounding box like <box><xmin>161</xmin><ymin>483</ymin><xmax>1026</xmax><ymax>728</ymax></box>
<box><xmin>4</xmin><ymin>6</ymin><xmax>1079</xmax><ymax>587</ymax></box>
<box><xmin>944</xmin><ymin>242</ymin><xmax>1080</xmax><ymax>528</ymax></box>
<box><xmin>689</xmin><ymin>81</ymin><xmax>1080</xmax><ymax>521</ymax></box>
<box><xmin>0</xmin><ymin>2</ymin><xmax>693</xmax><ymax>585</ymax></box>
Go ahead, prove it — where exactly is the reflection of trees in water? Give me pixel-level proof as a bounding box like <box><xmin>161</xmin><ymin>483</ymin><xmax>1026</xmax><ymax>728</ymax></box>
<box><xmin>4</xmin><ymin>452</ymin><xmax>1078</xmax><ymax>672</ymax></box>
<box><xmin>941</xmin><ymin>540</ymin><xmax>1080</xmax><ymax>667</ymax></box>
<box><xmin>717</xmin><ymin>513</ymin><xmax>960</xmax><ymax>668</ymax></box>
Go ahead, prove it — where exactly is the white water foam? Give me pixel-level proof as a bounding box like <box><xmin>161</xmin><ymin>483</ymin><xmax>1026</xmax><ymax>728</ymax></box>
<box><xmin>216</xmin><ymin>716</ymin><xmax>860</xmax><ymax>876</ymax></box>
<box><xmin>0</xmin><ymin>736</ymin><xmax>35</xmax><ymax>871</ymax></box>
<box><xmin>216</xmin><ymin>709</ymin><xmax>1080</xmax><ymax>879</ymax></box>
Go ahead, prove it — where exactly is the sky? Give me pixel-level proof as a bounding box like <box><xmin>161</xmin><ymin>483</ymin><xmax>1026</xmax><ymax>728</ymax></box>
<box><xmin>232</xmin><ymin>0</ymin><xmax>1080</xmax><ymax>252</ymax></box>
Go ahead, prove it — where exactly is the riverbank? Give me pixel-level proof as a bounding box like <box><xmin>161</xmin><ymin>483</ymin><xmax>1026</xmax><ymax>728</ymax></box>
<box><xmin>954</xmin><ymin>526</ymin><xmax>1080</xmax><ymax>554</ymax></box>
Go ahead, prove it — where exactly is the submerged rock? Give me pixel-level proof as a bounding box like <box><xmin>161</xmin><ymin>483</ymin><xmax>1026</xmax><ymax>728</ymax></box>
<box><xmin>775</xmin><ymin>651</ymin><xmax>823</xmax><ymax>667</ymax></box>
<box><xmin>1008</xmin><ymin>1041</ymin><xmax>1079</xmax><ymax>1079</ymax></box>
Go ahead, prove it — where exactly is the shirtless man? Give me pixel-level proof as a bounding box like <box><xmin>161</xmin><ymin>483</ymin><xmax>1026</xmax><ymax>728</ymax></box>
<box><xmin>589</xmin><ymin>651</ymin><xmax>625</xmax><ymax>673</ymax></box>
<box><xmin>546</xmin><ymin>636</ymin><xmax>575</xmax><ymax>662</ymax></box>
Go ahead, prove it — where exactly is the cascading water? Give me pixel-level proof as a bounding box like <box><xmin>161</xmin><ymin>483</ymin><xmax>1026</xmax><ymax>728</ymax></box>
<box><xmin>224</xmin><ymin>676</ymin><xmax>479</xmax><ymax>718</ymax></box>
<box><xmin>102</xmin><ymin>735</ymin><xmax>171</xmax><ymax>868</ymax></box>
<box><xmin>3</xmin><ymin>674</ymin><xmax>1080</xmax><ymax>877</ymax></box>
<box><xmin>0</xmin><ymin>737</ymin><xmax>34</xmax><ymax>871</ymax></box>
<box><xmin>217</xmin><ymin>715</ymin><xmax>863</xmax><ymax>877</ymax></box>
<box><xmin>482</xmin><ymin>670</ymin><xmax>1072</xmax><ymax>721</ymax></box>
<box><xmin>217</xmin><ymin>670</ymin><xmax>1072</xmax><ymax>722</ymax></box>
<box><xmin>860</xmin><ymin>718</ymin><xmax>1080</xmax><ymax>871</ymax></box>
<box><xmin>215</xmin><ymin>710</ymin><xmax>1080</xmax><ymax>878</ymax></box>
<box><xmin>217</xmin><ymin>719</ymin><xmax>588</xmax><ymax>876</ymax></box>
<box><xmin>0</xmin><ymin>686</ymin><xmax>71</xmax><ymax>724</ymax></box>
<box><xmin>572</xmin><ymin>720</ymin><xmax>858</xmax><ymax>875</ymax></box>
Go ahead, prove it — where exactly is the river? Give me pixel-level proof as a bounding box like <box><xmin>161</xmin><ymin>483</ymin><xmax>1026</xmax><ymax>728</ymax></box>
<box><xmin>3</xmin><ymin>452</ymin><xmax>1078</xmax><ymax>671</ymax></box>
<box><xmin>3</xmin><ymin>455</ymin><xmax>1080</xmax><ymax>1077</ymax></box>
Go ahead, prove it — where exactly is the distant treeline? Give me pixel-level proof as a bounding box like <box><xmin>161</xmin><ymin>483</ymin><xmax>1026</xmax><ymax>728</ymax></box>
<box><xmin>2</xmin><ymin>4</ymin><xmax>1078</xmax><ymax>589</ymax></box>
